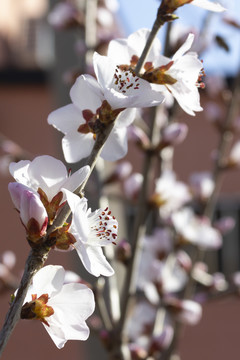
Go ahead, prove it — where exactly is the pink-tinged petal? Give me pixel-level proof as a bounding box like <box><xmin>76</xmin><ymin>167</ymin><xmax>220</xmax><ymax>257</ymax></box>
<box><xmin>172</xmin><ymin>33</ymin><xmax>194</xmax><ymax>61</ymax></box>
<box><xmin>101</xmin><ymin>127</ymin><xmax>128</xmax><ymax>161</ymax></box>
<box><xmin>63</xmin><ymin>165</ymin><xmax>90</xmax><ymax>193</ymax></box>
<box><xmin>48</xmin><ymin>104</ymin><xmax>83</xmax><ymax>134</ymax></box>
<box><xmin>20</xmin><ymin>189</ymin><xmax>47</xmax><ymax>228</ymax></box>
<box><xmin>9</xmin><ymin>160</ymin><xmax>31</xmax><ymax>186</ymax></box>
<box><xmin>191</xmin><ymin>0</ymin><xmax>225</xmax><ymax>12</ymax></box>
<box><xmin>75</xmin><ymin>243</ymin><xmax>114</xmax><ymax>277</ymax></box>
<box><xmin>8</xmin><ymin>182</ymin><xmax>29</xmax><ymax>209</ymax></box>
<box><xmin>70</xmin><ymin>74</ymin><xmax>104</xmax><ymax>112</ymax></box>
<box><xmin>62</xmin><ymin>133</ymin><xmax>94</xmax><ymax>163</ymax></box>
<box><xmin>115</xmin><ymin>108</ymin><xmax>137</xmax><ymax>128</ymax></box>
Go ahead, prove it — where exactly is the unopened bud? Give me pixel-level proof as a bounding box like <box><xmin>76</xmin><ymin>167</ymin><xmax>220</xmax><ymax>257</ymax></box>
<box><xmin>116</xmin><ymin>239</ymin><xmax>132</xmax><ymax>265</ymax></box>
<box><xmin>8</xmin><ymin>183</ymin><xmax>48</xmax><ymax>242</ymax></box>
<box><xmin>162</xmin><ymin>123</ymin><xmax>188</xmax><ymax>146</ymax></box>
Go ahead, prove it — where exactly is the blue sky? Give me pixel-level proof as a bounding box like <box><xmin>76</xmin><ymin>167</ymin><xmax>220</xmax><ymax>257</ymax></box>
<box><xmin>117</xmin><ymin>0</ymin><xmax>240</xmax><ymax>76</ymax></box>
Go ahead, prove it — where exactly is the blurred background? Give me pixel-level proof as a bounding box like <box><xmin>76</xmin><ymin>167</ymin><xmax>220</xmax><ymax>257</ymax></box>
<box><xmin>0</xmin><ymin>0</ymin><xmax>240</xmax><ymax>359</ymax></box>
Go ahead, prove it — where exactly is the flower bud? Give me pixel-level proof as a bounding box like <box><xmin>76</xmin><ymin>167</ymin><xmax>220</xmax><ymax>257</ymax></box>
<box><xmin>162</xmin><ymin>123</ymin><xmax>188</xmax><ymax>146</ymax></box>
<box><xmin>104</xmin><ymin>161</ymin><xmax>132</xmax><ymax>184</ymax></box>
<box><xmin>116</xmin><ymin>239</ymin><xmax>132</xmax><ymax>265</ymax></box>
<box><xmin>8</xmin><ymin>182</ymin><xmax>48</xmax><ymax>242</ymax></box>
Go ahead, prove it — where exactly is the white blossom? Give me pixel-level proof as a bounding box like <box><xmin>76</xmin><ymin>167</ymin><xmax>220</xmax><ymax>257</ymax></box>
<box><xmin>108</xmin><ymin>30</ymin><xmax>203</xmax><ymax>115</ymax></box>
<box><xmin>48</xmin><ymin>75</ymin><xmax>137</xmax><ymax>162</ymax></box>
<box><xmin>9</xmin><ymin>155</ymin><xmax>89</xmax><ymax>202</ymax></box>
<box><xmin>21</xmin><ymin>265</ymin><xmax>95</xmax><ymax>349</ymax></box>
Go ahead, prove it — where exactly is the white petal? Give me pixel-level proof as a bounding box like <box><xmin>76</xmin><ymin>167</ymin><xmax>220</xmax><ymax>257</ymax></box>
<box><xmin>70</xmin><ymin>74</ymin><xmax>104</xmax><ymax>112</ymax></box>
<box><xmin>28</xmin><ymin>156</ymin><xmax>68</xmax><ymax>200</ymax></box>
<box><xmin>63</xmin><ymin>190</ymin><xmax>90</xmax><ymax>242</ymax></box>
<box><xmin>62</xmin><ymin>133</ymin><xmax>94</xmax><ymax>163</ymax></box>
<box><xmin>9</xmin><ymin>160</ymin><xmax>31</xmax><ymax>186</ymax></box>
<box><xmin>115</xmin><ymin>108</ymin><xmax>137</xmax><ymax>128</ymax></box>
<box><xmin>63</xmin><ymin>165</ymin><xmax>90</xmax><ymax>192</ymax></box>
<box><xmin>107</xmin><ymin>37</ymin><xmax>132</xmax><ymax>64</ymax></box>
<box><xmin>48</xmin><ymin>104</ymin><xmax>83</xmax><ymax>134</ymax></box>
<box><xmin>101</xmin><ymin>127</ymin><xmax>128</xmax><ymax>161</ymax></box>
<box><xmin>49</xmin><ymin>283</ymin><xmax>95</xmax><ymax>321</ymax></box>
<box><xmin>93</xmin><ymin>52</ymin><xmax>116</xmax><ymax>89</ymax></box>
<box><xmin>24</xmin><ymin>265</ymin><xmax>65</xmax><ymax>302</ymax></box>
<box><xmin>128</xmin><ymin>28</ymin><xmax>162</xmax><ymax>63</ymax></box>
<box><xmin>76</xmin><ymin>243</ymin><xmax>114</xmax><ymax>277</ymax></box>
<box><xmin>172</xmin><ymin>34</ymin><xmax>194</xmax><ymax>61</ymax></box>
<box><xmin>192</xmin><ymin>0</ymin><xmax>225</xmax><ymax>12</ymax></box>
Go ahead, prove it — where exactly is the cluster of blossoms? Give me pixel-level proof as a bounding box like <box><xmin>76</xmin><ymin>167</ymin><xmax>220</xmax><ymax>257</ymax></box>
<box><xmin>4</xmin><ymin>0</ymin><xmax>229</xmax><ymax>355</ymax></box>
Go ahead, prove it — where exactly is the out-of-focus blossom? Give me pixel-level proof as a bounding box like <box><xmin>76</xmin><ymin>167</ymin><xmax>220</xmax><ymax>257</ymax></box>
<box><xmin>189</xmin><ymin>171</ymin><xmax>214</xmax><ymax>200</ymax></box>
<box><xmin>104</xmin><ymin>161</ymin><xmax>132</xmax><ymax>184</ymax></box>
<box><xmin>21</xmin><ymin>265</ymin><xmax>95</xmax><ymax>349</ymax></box>
<box><xmin>149</xmin><ymin>325</ymin><xmax>174</xmax><ymax>354</ymax></box>
<box><xmin>151</xmin><ymin>171</ymin><xmax>191</xmax><ymax>218</ymax></box>
<box><xmin>213</xmin><ymin>216</ymin><xmax>235</xmax><ymax>235</ymax></box>
<box><xmin>228</xmin><ymin>141</ymin><xmax>240</xmax><ymax>167</ymax></box>
<box><xmin>8</xmin><ymin>183</ymin><xmax>48</xmax><ymax>242</ymax></box>
<box><xmin>48</xmin><ymin>3</ymin><xmax>84</xmax><ymax>29</ymax></box>
<box><xmin>123</xmin><ymin>173</ymin><xmax>143</xmax><ymax>200</ymax></box>
<box><xmin>161</xmin><ymin>123</ymin><xmax>188</xmax><ymax>146</ymax></box>
<box><xmin>165</xmin><ymin>297</ymin><xmax>202</xmax><ymax>326</ymax></box>
<box><xmin>171</xmin><ymin>207</ymin><xmax>222</xmax><ymax>249</ymax></box>
<box><xmin>127</xmin><ymin>125</ymin><xmax>150</xmax><ymax>149</ymax></box>
<box><xmin>0</xmin><ymin>251</ymin><xmax>18</xmax><ymax>290</ymax></box>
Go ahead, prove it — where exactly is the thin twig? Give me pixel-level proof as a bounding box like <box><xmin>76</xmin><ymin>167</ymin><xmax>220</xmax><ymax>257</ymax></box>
<box><xmin>0</xmin><ymin>246</ymin><xmax>50</xmax><ymax>357</ymax></box>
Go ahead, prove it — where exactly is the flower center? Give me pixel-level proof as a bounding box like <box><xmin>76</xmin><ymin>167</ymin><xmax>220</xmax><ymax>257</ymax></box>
<box><xmin>90</xmin><ymin>207</ymin><xmax>118</xmax><ymax>244</ymax></box>
<box><xmin>21</xmin><ymin>293</ymin><xmax>54</xmax><ymax>326</ymax></box>
<box><xmin>113</xmin><ymin>65</ymin><xmax>140</xmax><ymax>94</ymax></box>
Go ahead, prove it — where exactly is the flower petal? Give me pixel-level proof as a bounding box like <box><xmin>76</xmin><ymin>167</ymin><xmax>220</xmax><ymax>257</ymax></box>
<box><xmin>70</xmin><ymin>74</ymin><xmax>104</xmax><ymax>112</ymax></box>
<box><xmin>75</xmin><ymin>243</ymin><xmax>114</xmax><ymax>277</ymax></box>
<box><xmin>191</xmin><ymin>0</ymin><xmax>225</xmax><ymax>12</ymax></box>
<box><xmin>62</xmin><ymin>133</ymin><xmax>94</xmax><ymax>163</ymax></box>
<box><xmin>101</xmin><ymin>126</ymin><xmax>128</xmax><ymax>161</ymax></box>
<box><xmin>48</xmin><ymin>104</ymin><xmax>83</xmax><ymax>134</ymax></box>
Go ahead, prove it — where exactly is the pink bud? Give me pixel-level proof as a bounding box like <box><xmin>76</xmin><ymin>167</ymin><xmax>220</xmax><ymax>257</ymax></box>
<box><xmin>162</xmin><ymin>123</ymin><xmax>188</xmax><ymax>146</ymax></box>
<box><xmin>8</xmin><ymin>182</ymin><xmax>48</xmax><ymax>240</ymax></box>
<box><xmin>104</xmin><ymin>161</ymin><xmax>132</xmax><ymax>184</ymax></box>
<box><xmin>127</xmin><ymin>125</ymin><xmax>150</xmax><ymax>148</ymax></box>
